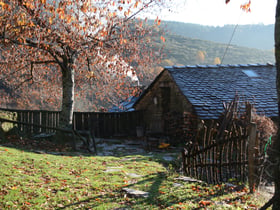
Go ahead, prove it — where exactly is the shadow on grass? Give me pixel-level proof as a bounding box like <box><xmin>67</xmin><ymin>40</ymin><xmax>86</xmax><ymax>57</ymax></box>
<box><xmin>0</xmin><ymin>135</ymin><xmax>253</xmax><ymax>209</ymax></box>
<box><xmin>56</xmin><ymin>172</ymin><xmax>170</xmax><ymax>209</ymax></box>
<box><xmin>0</xmin><ymin>135</ymin><xmax>180</xmax><ymax>168</ymax></box>
<box><xmin>56</xmin><ymin>170</ymin><xmax>249</xmax><ymax>210</ymax></box>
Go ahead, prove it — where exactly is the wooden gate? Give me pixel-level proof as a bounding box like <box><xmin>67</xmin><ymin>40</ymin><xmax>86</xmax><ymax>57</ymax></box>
<box><xmin>182</xmin><ymin>101</ymin><xmax>261</xmax><ymax>192</ymax></box>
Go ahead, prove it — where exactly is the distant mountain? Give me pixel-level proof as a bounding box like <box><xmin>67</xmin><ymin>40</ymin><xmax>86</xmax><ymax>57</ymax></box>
<box><xmin>162</xmin><ymin>21</ymin><xmax>274</xmax><ymax>50</ymax></box>
<box><xmin>153</xmin><ymin>33</ymin><xmax>275</xmax><ymax>66</ymax></box>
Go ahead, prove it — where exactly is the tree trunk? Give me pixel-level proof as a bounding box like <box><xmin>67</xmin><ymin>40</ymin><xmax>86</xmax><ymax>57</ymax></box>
<box><xmin>54</xmin><ymin>60</ymin><xmax>75</xmax><ymax>145</ymax></box>
<box><xmin>60</xmin><ymin>62</ymin><xmax>75</xmax><ymax>130</ymax></box>
<box><xmin>274</xmin><ymin>1</ymin><xmax>280</xmax><ymax>209</ymax></box>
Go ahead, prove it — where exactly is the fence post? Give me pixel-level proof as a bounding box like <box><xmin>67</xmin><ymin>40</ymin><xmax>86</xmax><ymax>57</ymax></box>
<box><xmin>248</xmin><ymin>122</ymin><xmax>257</xmax><ymax>193</ymax></box>
<box><xmin>182</xmin><ymin>149</ymin><xmax>186</xmax><ymax>175</ymax></box>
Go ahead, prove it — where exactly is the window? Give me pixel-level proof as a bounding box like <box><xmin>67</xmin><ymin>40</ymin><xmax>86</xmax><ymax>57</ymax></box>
<box><xmin>242</xmin><ymin>70</ymin><xmax>260</xmax><ymax>78</ymax></box>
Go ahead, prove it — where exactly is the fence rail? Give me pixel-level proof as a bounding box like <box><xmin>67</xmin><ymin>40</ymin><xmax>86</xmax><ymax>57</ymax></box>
<box><xmin>0</xmin><ymin>108</ymin><xmax>143</xmax><ymax>138</ymax></box>
<box><xmin>182</xmin><ymin>129</ymin><xmax>249</xmax><ymax>184</ymax></box>
<box><xmin>182</xmin><ymin>100</ymin><xmax>262</xmax><ymax>192</ymax></box>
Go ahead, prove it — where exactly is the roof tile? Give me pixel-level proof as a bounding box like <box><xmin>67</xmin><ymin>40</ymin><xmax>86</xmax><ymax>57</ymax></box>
<box><xmin>167</xmin><ymin>64</ymin><xmax>278</xmax><ymax>119</ymax></box>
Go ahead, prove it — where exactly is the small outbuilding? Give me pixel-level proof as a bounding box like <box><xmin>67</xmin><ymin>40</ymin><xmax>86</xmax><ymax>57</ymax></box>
<box><xmin>133</xmin><ymin>63</ymin><xmax>278</xmax><ymax>143</ymax></box>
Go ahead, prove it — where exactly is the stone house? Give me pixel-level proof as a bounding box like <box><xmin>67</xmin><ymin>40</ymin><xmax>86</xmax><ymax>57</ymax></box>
<box><xmin>133</xmin><ymin>64</ymin><xmax>278</xmax><ymax>143</ymax></box>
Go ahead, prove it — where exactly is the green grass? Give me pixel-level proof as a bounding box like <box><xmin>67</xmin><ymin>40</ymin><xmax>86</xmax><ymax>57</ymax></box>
<box><xmin>0</xmin><ymin>146</ymin><xmax>272</xmax><ymax>209</ymax></box>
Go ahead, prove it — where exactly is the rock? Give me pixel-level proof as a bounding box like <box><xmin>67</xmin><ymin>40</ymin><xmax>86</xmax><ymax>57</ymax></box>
<box><xmin>214</xmin><ymin>201</ymin><xmax>232</xmax><ymax>208</ymax></box>
<box><xmin>174</xmin><ymin>176</ymin><xmax>203</xmax><ymax>183</ymax></box>
<box><xmin>104</xmin><ymin>167</ymin><xmax>123</xmax><ymax>173</ymax></box>
<box><xmin>126</xmin><ymin>173</ymin><xmax>142</xmax><ymax>178</ymax></box>
<box><xmin>33</xmin><ymin>133</ymin><xmax>55</xmax><ymax>139</ymax></box>
<box><xmin>122</xmin><ymin>188</ymin><xmax>149</xmax><ymax>198</ymax></box>
<box><xmin>163</xmin><ymin>156</ymin><xmax>175</xmax><ymax>161</ymax></box>
<box><xmin>261</xmin><ymin>186</ymin><xmax>275</xmax><ymax>194</ymax></box>
<box><xmin>173</xmin><ymin>183</ymin><xmax>183</xmax><ymax>187</ymax></box>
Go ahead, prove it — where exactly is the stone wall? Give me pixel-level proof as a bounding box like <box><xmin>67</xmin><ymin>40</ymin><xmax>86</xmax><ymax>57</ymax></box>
<box><xmin>134</xmin><ymin>70</ymin><xmax>197</xmax><ymax>144</ymax></box>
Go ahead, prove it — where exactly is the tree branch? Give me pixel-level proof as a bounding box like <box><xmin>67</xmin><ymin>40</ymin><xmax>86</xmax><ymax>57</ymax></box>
<box><xmin>124</xmin><ymin>0</ymin><xmax>154</xmax><ymax>23</ymax></box>
<box><xmin>30</xmin><ymin>60</ymin><xmax>57</xmax><ymax>65</ymax></box>
<box><xmin>260</xmin><ymin>194</ymin><xmax>277</xmax><ymax>210</ymax></box>
<box><xmin>86</xmin><ymin>57</ymin><xmax>91</xmax><ymax>72</ymax></box>
<box><xmin>17</xmin><ymin>0</ymin><xmax>48</xmax><ymax>29</ymax></box>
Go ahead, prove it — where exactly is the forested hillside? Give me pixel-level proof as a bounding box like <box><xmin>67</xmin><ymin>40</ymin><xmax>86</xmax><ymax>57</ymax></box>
<box><xmin>162</xmin><ymin>21</ymin><xmax>274</xmax><ymax>50</ymax></box>
<box><xmin>155</xmin><ymin>33</ymin><xmax>275</xmax><ymax>67</ymax></box>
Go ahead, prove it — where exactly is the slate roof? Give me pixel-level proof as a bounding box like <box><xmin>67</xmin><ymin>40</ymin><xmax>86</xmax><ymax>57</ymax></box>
<box><xmin>166</xmin><ymin>63</ymin><xmax>278</xmax><ymax>119</ymax></box>
<box><xmin>109</xmin><ymin>96</ymin><xmax>138</xmax><ymax>112</ymax></box>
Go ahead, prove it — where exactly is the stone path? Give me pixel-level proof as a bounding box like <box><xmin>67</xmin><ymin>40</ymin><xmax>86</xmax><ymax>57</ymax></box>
<box><xmin>174</xmin><ymin>176</ymin><xmax>203</xmax><ymax>183</ymax></box>
<box><xmin>120</xmin><ymin>176</ymin><xmax>203</xmax><ymax>198</ymax></box>
<box><xmin>96</xmin><ymin>139</ymin><xmax>146</xmax><ymax>156</ymax></box>
<box><xmin>95</xmin><ymin>138</ymin><xmax>179</xmax><ymax>159</ymax></box>
<box><xmin>98</xmin><ymin>138</ymin><xmax>186</xmax><ymax>198</ymax></box>
<box><xmin>122</xmin><ymin>188</ymin><xmax>149</xmax><ymax>198</ymax></box>
<box><xmin>103</xmin><ymin>159</ymin><xmax>203</xmax><ymax>199</ymax></box>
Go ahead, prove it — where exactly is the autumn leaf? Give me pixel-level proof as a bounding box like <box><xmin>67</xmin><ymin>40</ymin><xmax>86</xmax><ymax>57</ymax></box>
<box><xmin>81</xmin><ymin>4</ymin><xmax>88</xmax><ymax>13</ymax></box>
<box><xmin>157</xmin><ymin>19</ymin><xmax>161</xmax><ymax>26</ymax></box>
<box><xmin>49</xmin><ymin>17</ymin><xmax>53</xmax><ymax>25</ymax></box>
<box><xmin>24</xmin><ymin>2</ymin><xmax>35</xmax><ymax>10</ymax></box>
<box><xmin>134</xmin><ymin>1</ymin><xmax>139</xmax><ymax>8</ymax></box>
<box><xmin>124</xmin><ymin>10</ymin><xmax>131</xmax><ymax>17</ymax></box>
<box><xmin>66</xmin><ymin>15</ymin><xmax>72</xmax><ymax>24</ymax></box>
<box><xmin>199</xmin><ymin>200</ymin><xmax>212</xmax><ymax>206</ymax></box>
<box><xmin>240</xmin><ymin>0</ymin><xmax>251</xmax><ymax>12</ymax></box>
<box><xmin>0</xmin><ymin>1</ymin><xmax>9</xmax><ymax>10</ymax></box>
<box><xmin>248</xmin><ymin>204</ymin><xmax>258</xmax><ymax>208</ymax></box>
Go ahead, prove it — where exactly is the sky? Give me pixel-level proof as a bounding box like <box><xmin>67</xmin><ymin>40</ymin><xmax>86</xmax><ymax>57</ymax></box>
<box><xmin>161</xmin><ymin>0</ymin><xmax>277</xmax><ymax>26</ymax></box>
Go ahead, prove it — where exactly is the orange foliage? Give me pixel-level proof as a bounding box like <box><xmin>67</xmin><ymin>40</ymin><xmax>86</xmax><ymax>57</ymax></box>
<box><xmin>240</xmin><ymin>0</ymin><xmax>251</xmax><ymax>13</ymax></box>
<box><xmin>226</xmin><ymin>0</ymin><xmax>251</xmax><ymax>13</ymax></box>
<box><xmin>0</xmin><ymin>0</ymin><xmax>166</xmax><ymax>112</ymax></box>
<box><xmin>196</xmin><ymin>50</ymin><xmax>206</xmax><ymax>63</ymax></box>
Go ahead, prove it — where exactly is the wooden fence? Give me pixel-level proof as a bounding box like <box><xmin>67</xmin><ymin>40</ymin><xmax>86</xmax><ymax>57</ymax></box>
<box><xmin>182</xmin><ymin>122</ymin><xmax>251</xmax><ymax>184</ymax></box>
<box><xmin>0</xmin><ymin>108</ymin><xmax>144</xmax><ymax>138</ymax></box>
<box><xmin>73</xmin><ymin>111</ymin><xmax>143</xmax><ymax>137</ymax></box>
<box><xmin>182</xmin><ymin>101</ymin><xmax>262</xmax><ymax>192</ymax></box>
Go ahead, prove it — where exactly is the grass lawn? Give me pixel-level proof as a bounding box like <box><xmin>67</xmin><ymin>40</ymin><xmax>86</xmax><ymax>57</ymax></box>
<box><xmin>0</xmin><ymin>141</ymin><xmax>272</xmax><ymax>209</ymax></box>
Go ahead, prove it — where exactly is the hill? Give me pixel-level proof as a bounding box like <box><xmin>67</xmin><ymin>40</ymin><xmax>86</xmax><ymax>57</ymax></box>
<box><xmin>162</xmin><ymin>21</ymin><xmax>274</xmax><ymax>50</ymax></box>
<box><xmin>152</xmin><ymin>32</ymin><xmax>275</xmax><ymax>67</ymax></box>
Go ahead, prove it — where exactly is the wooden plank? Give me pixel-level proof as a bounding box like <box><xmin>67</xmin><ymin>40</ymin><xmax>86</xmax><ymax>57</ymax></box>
<box><xmin>33</xmin><ymin>111</ymin><xmax>40</xmax><ymax>134</ymax></box>
<box><xmin>182</xmin><ymin>149</ymin><xmax>187</xmax><ymax>176</ymax></box>
<box><xmin>0</xmin><ymin>117</ymin><xmax>71</xmax><ymax>133</ymax></box>
<box><xmin>248</xmin><ymin>122</ymin><xmax>257</xmax><ymax>193</ymax></box>
<box><xmin>211</xmin><ymin>145</ymin><xmax>214</xmax><ymax>184</ymax></box>
<box><xmin>219</xmin><ymin>144</ymin><xmax>224</xmax><ymax>183</ymax></box>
